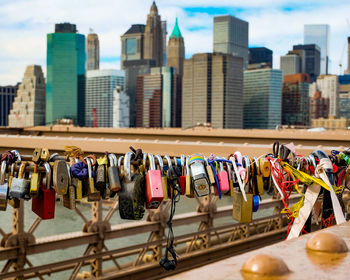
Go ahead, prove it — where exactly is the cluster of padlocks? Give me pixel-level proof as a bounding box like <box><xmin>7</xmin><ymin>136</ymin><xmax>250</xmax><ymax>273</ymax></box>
<box><xmin>0</xmin><ymin>144</ymin><xmax>349</xmax><ymax>239</ymax></box>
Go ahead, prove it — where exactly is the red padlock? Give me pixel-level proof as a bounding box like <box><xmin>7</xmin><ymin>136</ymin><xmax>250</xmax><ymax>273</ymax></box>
<box><xmin>217</xmin><ymin>161</ymin><xmax>230</xmax><ymax>194</ymax></box>
<box><xmin>178</xmin><ymin>154</ymin><xmax>186</xmax><ymax>195</ymax></box>
<box><xmin>145</xmin><ymin>153</ymin><xmax>164</xmax><ymax>209</ymax></box>
<box><xmin>32</xmin><ymin>162</ymin><xmax>55</xmax><ymax>220</ymax></box>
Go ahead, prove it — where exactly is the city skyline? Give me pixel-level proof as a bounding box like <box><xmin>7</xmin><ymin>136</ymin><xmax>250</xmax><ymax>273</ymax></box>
<box><xmin>1</xmin><ymin>0</ymin><xmax>350</xmax><ymax>84</ymax></box>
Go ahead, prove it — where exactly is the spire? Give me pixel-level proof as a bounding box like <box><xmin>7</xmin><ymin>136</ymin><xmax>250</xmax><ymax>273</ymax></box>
<box><xmin>150</xmin><ymin>1</ymin><xmax>158</xmax><ymax>15</ymax></box>
<box><xmin>170</xmin><ymin>18</ymin><xmax>182</xmax><ymax>38</ymax></box>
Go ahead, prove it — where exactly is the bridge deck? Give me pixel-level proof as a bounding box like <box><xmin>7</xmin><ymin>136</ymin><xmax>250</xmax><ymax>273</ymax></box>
<box><xmin>164</xmin><ymin>221</ymin><xmax>350</xmax><ymax>280</ymax></box>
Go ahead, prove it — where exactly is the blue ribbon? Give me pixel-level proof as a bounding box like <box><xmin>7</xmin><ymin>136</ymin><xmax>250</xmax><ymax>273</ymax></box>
<box><xmin>253</xmin><ymin>195</ymin><xmax>259</xmax><ymax>212</ymax></box>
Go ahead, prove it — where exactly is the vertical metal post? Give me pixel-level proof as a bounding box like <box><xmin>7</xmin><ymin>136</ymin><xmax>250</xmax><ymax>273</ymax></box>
<box><xmin>90</xmin><ymin>201</ymin><xmax>103</xmax><ymax>278</ymax></box>
<box><xmin>12</xmin><ymin>200</ymin><xmax>25</xmax><ymax>280</ymax></box>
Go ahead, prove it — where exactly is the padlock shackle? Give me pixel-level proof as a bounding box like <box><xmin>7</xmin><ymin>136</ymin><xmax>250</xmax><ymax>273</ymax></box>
<box><xmin>44</xmin><ymin>162</ymin><xmax>51</xmax><ymax>190</ymax></box>
<box><xmin>164</xmin><ymin>155</ymin><xmax>172</xmax><ymax>168</ymax></box>
<box><xmin>155</xmin><ymin>155</ymin><xmax>163</xmax><ymax>170</ymax></box>
<box><xmin>18</xmin><ymin>162</ymin><xmax>28</xmax><ymax>179</ymax></box>
<box><xmin>180</xmin><ymin>155</ymin><xmax>185</xmax><ymax>168</ymax></box>
<box><xmin>186</xmin><ymin>156</ymin><xmax>190</xmax><ymax>175</ymax></box>
<box><xmin>108</xmin><ymin>154</ymin><xmax>117</xmax><ymax>167</ymax></box>
<box><xmin>143</xmin><ymin>152</ymin><xmax>148</xmax><ymax>170</ymax></box>
<box><xmin>0</xmin><ymin>161</ymin><xmax>6</xmax><ymax>184</ymax></box>
<box><xmin>85</xmin><ymin>157</ymin><xmax>93</xmax><ymax>179</ymax></box>
<box><xmin>124</xmin><ymin>152</ymin><xmax>133</xmax><ymax>181</ymax></box>
<box><xmin>308</xmin><ymin>154</ymin><xmax>317</xmax><ymax>169</ymax></box>
<box><xmin>66</xmin><ymin>163</ymin><xmax>72</xmax><ymax>185</ymax></box>
<box><xmin>147</xmin><ymin>153</ymin><xmax>156</xmax><ymax>170</ymax></box>
<box><xmin>118</xmin><ymin>156</ymin><xmax>124</xmax><ymax>168</ymax></box>
<box><xmin>225</xmin><ymin>160</ymin><xmax>232</xmax><ymax>180</ymax></box>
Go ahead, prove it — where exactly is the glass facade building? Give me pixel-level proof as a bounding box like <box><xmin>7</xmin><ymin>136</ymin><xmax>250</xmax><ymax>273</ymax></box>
<box><xmin>293</xmin><ymin>44</ymin><xmax>320</xmax><ymax>83</ymax></box>
<box><xmin>249</xmin><ymin>47</ymin><xmax>273</xmax><ymax>67</ymax></box>
<box><xmin>46</xmin><ymin>23</ymin><xmax>86</xmax><ymax>126</ymax></box>
<box><xmin>243</xmin><ymin>69</ymin><xmax>282</xmax><ymax>129</ymax></box>
<box><xmin>85</xmin><ymin>69</ymin><xmax>124</xmax><ymax>127</ymax></box>
<box><xmin>0</xmin><ymin>85</ymin><xmax>18</xmax><ymax>126</ymax></box>
<box><xmin>213</xmin><ymin>15</ymin><xmax>249</xmax><ymax>69</ymax></box>
<box><xmin>304</xmin><ymin>24</ymin><xmax>329</xmax><ymax>75</ymax></box>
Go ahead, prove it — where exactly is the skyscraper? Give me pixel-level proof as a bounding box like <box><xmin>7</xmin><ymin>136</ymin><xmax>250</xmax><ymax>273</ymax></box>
<box><xmin>87</xmin><ymin>31</ymin><xmax>100</xmax><ymax>70</ymax></box>
<box><xmin>136</xmin><ymin>67</ymin><xmax>180</xmax><ymax>128</ymax></box>
<box><xmin>0</xmin><ymin>84</ymin><xmax>18</xmax><ymax>126</ymax></box>
<box><xmin>280</xmin><ymin>54</ymin><xmax>300</xmax><ymax>76</ymax></box>
<box><xmin>213</xmin><ymin>15</ymin><xmax>249</xmax><ymax>69</ymax></box>
<box><xmin>46</xmin><ymin>23</ymin><xmax>85</xmax><ymax>125</ymax></box>
<box><xmin>167</xmin><ymin>18</ymin><xmax>185</xmax><ymax>76</ymax></box>
<box><xmin>304</xmin><ymin>24</ymin><xmax>329</xmax><ymax>74</ymax></box>
<box><xmin>8</xmin><ymin>65</ymin><xmax>46</xmax><ymax>127</ymax></box>
<box><xmin>124</xmin><ymin>59</ymin><xmax>156</xmax><ymax>127</ymax></box>
<box><xmin>293</xmin><ymin>44</ymin><xmax>320</xmax><ymax>83</ymax></box>
<box><xmin>113</xmin><ymin>86</ymin><xmax>129</xmax><ymax>128</ymax></box>
<box><xmin>309</xmin><ymin>75</ymin><xmax>339</xmax><ymax>117</ymax></box>
<box><xmin>182</xmin><ymin>53</ymin><xmax>243</xmax><ymax>129</ymax></box>
<box><xmin>85</xmin><ymin>69</ymin><xmax>124</xmax><ymax>127</ymax></box>
<box><xmin>120</xmin><ymin>24</ymin><xmax>145</xmax><ymax>69</ymax></box>
<box><xmin>282</xmin><ymin>74</ymin><xmax>310</xmax><ymax>126</ymax></box>
<box><xmin>249</xmin><ymin>47</ymin><xmax>273</xmax><ymax>67</ymax></box>
<box><xmin>243</xmin><ymin>69</ymin><xmax>282</xmax><ymax>129</ymax></box>
<box><xmin>143</xmin><ymin>1</ymin><xmax>163</xmax><ymax>67</ymax></box>
<box><xmin>162</xmin><ymin>20</ymin><xmax>167</xmax><ymax>66</ymax></box>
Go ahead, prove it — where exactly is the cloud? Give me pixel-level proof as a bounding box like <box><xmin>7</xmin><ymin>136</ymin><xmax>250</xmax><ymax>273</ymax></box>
<box><xmin>0</xmin><ymin>0</ymin><xmax>350</xmax><ymax>84</ymax></box>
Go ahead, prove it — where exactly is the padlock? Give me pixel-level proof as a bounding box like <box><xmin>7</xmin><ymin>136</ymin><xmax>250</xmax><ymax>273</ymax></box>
<box><xmin>53</xmin><ymin>160</ymin><xmax>69</xmax><ymax>195</ymax></box>
<box><xmin>185</xmin><ymin>156</ymin><xmax>194</xmax><ymax>198</ymax></box>
<box><xmin>119</xmin><ymin>152</ymin><xmax>145</xmax><ymax>220</ymax></box>
<box><xmin>164</xmin><ymin>155</ymin><xmax>174</xmax><ymax>198</ymax></box>
<box><xmin>32</xmin><ymin>162</ymin><xmax>55</xmax><ymax>219</ymax></box>
<box><xmin>189</xmin><ymin>154</ymin><xmax>210</xmax><ymax>197</ymax></box>
<box><xmin>0</xmin><ymin>161</ymin><xmax>9</xmax><ymax>211</ymax></box>
<box><xmin>40</xmin><ymin>148</ymin><xmax>50</xmax><ymax>162</ymax></box>
<box><xmin>232</xmin><ymin>190</ymin><xmax>253</xmax><ymax>223</ymax></box>
<box><xmin>242</xmin><ymin>155</ymin><xmax>250</xmax><ymax>187</ymax></box>
<box><xmin>253</xmin><ymin>157</ymin><xmax>264</xmax><ymax>196</ymax></box>
<box><xmin>234</xmin><ymin>152</ymin><xmax>246</xmax><ymax>182</ymax></box>
<box><xmin>205</xmin><ymin>157</ymin><xmax>216</xmax><ymax>185</ymax></box>
<box><xmin>32</xmin><ymin>148</ymin><xmax>42</xmax><ymax>163</ymax></box>
<box><xmin>9</xmin><ymin>162</ymin><xmax>30</xmax><ymax>199</ymax></box>
<box><xmin>229</xmin><ymin>156</ymin><xmax>247</xmax><ymax>202</ymax></box>
<box><xmin>62</xmin><ymin>163</ymin><xmax>76</xmax><ymax>209</ymax></box>
<box><xmin>145</xmin><ymin>153</ymin><xmax>164</xmax><ymax>209</ymax></box>
<box><xmin>217</xmin><ymin>159</ymin><xmax>230</xmax><ymax>194</ymax></box>
<box><xmin>155</xmin><ymin>155</ymin><xmax>169</xmax><ymax>200</ymax></box>
<box><xmin>71</xmin><ymin>158</ymin><xmax>83</xmax><ymax>200</ymax></box>
<box><xmin>86</xmin><ymin>158</ymin><xmax>100</xmax><ymax>201</ymax></box>
<box><xmin>96</xmin><ymin>156</ymin><xmax>107</xmax><ymax>193</ymax></box>
<box><xmin>226</xmin><ymin>161</ymin><xmax>234</xmax><ymax>197</ymax></box>
<box><xmin>179</xmin><ymin>154</ymin><xmax>186</xmax><ymax>195</ymax></box>
<box><xmin>108</xmin><ymin>154</ymin><xmax>122</xmax><ymax>192</ymax></box>
<box><xmin>30</xmin><ymin>163</ymin><xmax>40</xmax><ymax>198</ymax></box>
<box><xmin>8</xmin><ymin>163</ymin><xmax>20</xmax><ymax>208</ymax></box>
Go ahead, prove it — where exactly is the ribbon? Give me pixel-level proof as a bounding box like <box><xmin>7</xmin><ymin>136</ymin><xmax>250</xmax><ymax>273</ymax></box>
<box><xmin>71</xmin><ymin>161</ymin><xmax>95</xmax><ymax>180</ymax></box>
<box><xmin>286</xmin><ymin>184</ymin><xmax>321</xmax><ymax>240</ymax></box>
<box><xmin>314</xmin><ymin>158</ymin><xmax>346</xmax><ymax>225</ymax></box>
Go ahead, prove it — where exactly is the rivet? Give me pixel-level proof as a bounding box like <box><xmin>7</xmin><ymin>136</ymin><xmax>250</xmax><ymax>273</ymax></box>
<box><xmin>306</xmin><ymin>232</ymin><xmax>348</xmax><ymax>253</ymax></box>
<box><xmin>241</xmin><ymin>254</ymin><xmax>290</xmax><ymax>276</ymax></box>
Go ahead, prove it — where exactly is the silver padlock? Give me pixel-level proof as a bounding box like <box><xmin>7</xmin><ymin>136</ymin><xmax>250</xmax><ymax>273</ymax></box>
<box><xmin>9</xmin><ymin>162</ymin><xmax>30</xmax><ymax>199</ymax></box>
<box><xmin>188</xmin><ymin>154</ymin><xmax>210</xmax><ymax>197</ymax></box>
<box><xmin>0</xmin><ymin>161</ymin><xmax>9</xmax><ymax>211</ymax></box>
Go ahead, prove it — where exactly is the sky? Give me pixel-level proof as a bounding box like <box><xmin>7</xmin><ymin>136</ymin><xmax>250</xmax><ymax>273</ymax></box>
<box><xmin>1</xmin><ymin>0</ymin><xmax>350</xmax><ymax>85</ymax></box>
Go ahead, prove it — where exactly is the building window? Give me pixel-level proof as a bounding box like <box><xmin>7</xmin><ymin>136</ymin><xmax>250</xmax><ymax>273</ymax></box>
<box><xmin>126</xmin><ymin>38</ymin><xmax>137</xmax><ymax>55</ymax></box>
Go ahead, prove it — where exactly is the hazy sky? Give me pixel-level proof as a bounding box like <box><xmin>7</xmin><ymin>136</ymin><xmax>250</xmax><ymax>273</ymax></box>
<box><xmin>1</xmin><ymin>0</ymin><xmax>350</xmax><ymax>84</ymax></box>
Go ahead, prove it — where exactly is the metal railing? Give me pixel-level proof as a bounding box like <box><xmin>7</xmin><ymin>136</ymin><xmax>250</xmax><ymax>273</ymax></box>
<box><xmin>0</xmin><ymin>194</ymin><xmax>301</xmax><ymax>280</ymax></box>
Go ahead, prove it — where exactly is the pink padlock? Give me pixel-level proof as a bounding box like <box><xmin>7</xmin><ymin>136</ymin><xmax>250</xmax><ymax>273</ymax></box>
<box><xmin>217</xmin><ymin>161</ymin><xmax>230</xmax><ymax>193</ymax></box>
<box><xmin>145</xmin><ymin>153</ymin><xmax>164</xmax><ymax>209</ymax></box>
